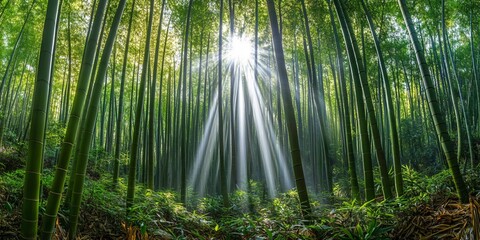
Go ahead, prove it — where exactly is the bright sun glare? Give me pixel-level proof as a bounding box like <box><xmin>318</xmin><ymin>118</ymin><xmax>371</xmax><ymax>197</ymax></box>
<box><xmin>227</xmin><ymin>35</ymin><xmax>253</xmax><ymax>67</ymax></box>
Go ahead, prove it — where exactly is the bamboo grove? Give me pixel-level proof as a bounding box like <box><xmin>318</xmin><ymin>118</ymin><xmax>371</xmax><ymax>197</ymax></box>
<box><xmin>0</xmin><ymin>0</ymin><xmax>478</xmax><ymax>238</ymax></box>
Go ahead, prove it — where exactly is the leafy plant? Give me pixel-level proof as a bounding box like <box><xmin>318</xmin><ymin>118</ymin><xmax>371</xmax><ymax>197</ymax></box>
<box><xmin>335</xmin><ymin>220</ymin><xmax>392</xmax><ymax>240</ymax></box>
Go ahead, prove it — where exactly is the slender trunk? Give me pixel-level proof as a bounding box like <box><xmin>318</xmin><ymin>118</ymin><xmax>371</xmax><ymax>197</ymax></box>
<box><xmin>440</xmin><ymin>0</ymin><xmax>463</xmax><ymax>169</ymax></box>
<box><xmin>397</xmin><ymin>0</ymin><xmax>468</xmax><ymax>203</ymax></box>
<box><xmin>113</xmin><ymin>0</ymin><xmax>135</xmax><ymax>185</ymax></box>
<box><xmin>441</xmin><ymin>0</ymin><xmax>473</xmax><ymax>168</ymax></box>
<box><xmin>299</xmin><ymin>0</ymin><xmax>332</xmax><ymax>196</ymax></box>
<box><xmin>64</xmin><ymin>10</ymin><xmax>72</xmax><ymax>125</ymax></box>
<box><xmin>158</xmin><ymin>18</ymin><xmax>171</xmax><ymax>189</ymax></box>
<box><xmin>67</xmin><ymin>1</ymin><xmax>126</xmax><ymax>237</ymax></box>
<box><xmin>360</xmin><ymin>0</ymin><xmax>403</xmax><ymax>197</ymax></box>
<box><xmin>65</xmin><ymin>0</ymin><xmax>110</xmax><ymax>206</ymax></box>
<box><xmin>148</xmin><ymin>0</ymin><xmax>166</xmax><ymax>190</ymax></box>
<box><xmin>40</xmin><ymin>0</ymin><xmax>63</xmax><ymax>204</ymax></box>
<box><xmin>328</xmin><ymin>4</ymin><xmax>365</xmax><ymax>200</ymax></box>
<box><xmin>266</xmin><ymin>0</ymin><xmax>311</xmax><ymax>218</ymax></box>
<box><xmin>334</xmin><ymin>0</ymin><xmax>394</xmax><ymax>200</ymax></box>
<box><xmin>126</xmin><ymin>0</ymin><xmax>154</xmax><ymax>211</ymax></box>
<box><xmin>471</xmin><ymin>9</ymin><xmax>480</xmax><ymax>137</ymax></box>
<box><xmin>21</xmin><ymin>0</ymin><xmax>60</xmax><ymax>238</ymax></box>
<box><xmin>228</xmin><ymin>0</ymin><xmax>237</xmax><ymax>191</ymax></box>
<box><xmin>218</xmin><ymin>0</ymin><xmax>230</xmax><ymax>207</ymax></box>
<box><xmin>179</xmin><ymin>0</ymin><xmax>194</xmax><ymax>204</ymax></box>
<box><xmin>106</xmin><ymin>47</ymin><xmax>116</xmax><ymax>154</ymax></box>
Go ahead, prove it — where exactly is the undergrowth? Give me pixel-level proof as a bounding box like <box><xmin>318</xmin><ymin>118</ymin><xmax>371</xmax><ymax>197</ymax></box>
<box><xmin>1</xmin><ymin>151</ymin><xmax>479</xmax><ymax>239</ymax></box>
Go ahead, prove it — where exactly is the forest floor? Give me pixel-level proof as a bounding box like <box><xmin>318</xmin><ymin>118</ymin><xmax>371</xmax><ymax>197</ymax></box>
<box><xmin>0</xmin><ymin>142</ymin><xmax>479</xmax><ymax>239</ymax></box>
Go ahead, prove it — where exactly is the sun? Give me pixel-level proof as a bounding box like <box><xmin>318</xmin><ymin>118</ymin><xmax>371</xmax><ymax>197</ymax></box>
<box><xmin>226</xmin><ymin>35</ymin><xmax>253</xmax><ymax>67</ymax></box>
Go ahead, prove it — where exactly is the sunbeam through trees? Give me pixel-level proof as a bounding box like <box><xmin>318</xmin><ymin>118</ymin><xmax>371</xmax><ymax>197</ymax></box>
<box><xmin>0</xmin><ymin>0</ymin><xmax>480</xmax><ymax>239</ymax></box>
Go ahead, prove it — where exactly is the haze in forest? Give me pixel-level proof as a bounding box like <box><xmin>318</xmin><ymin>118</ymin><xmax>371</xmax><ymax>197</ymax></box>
<box><xmin>0</xmin><ymin>0</ymin><xmax>479</xmax><ymax>239</ymax></box>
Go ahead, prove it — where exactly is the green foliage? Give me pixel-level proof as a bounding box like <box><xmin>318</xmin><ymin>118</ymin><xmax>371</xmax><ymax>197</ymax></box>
<box><xmin>333</xmin><ymin>177</ymin><xmax>352</xmax><ymax>200</ymax></box>
<box><xmin>2</xmin><ymin>0</ymin><xmax>480</xmax><ymax>237</ymax></box>
<box><xmin>334</xmin><ymin>220</ymin><xmax>392</xmax><ymax>240</ymax></box>
<box><xmin>0</xmin><ymin>169</ymin><xmax>54</xmax><ymax>219</ymax></box>
<box><xmin>81</xmin><ymin>174</ymin><xmax>126</xmax><ymax>217</ymax></box>
<box><xmin>463</xmin><ymin>166</ymin><xmax>480</xmax><ymax>192</ymax></box>
<box><xmin>1</xmin><ymin>141</ymin><xmax>479</xmax><ymax>239</ymax></box>
<box><xmin>1</xmin><ymin>129</ymin><xmax>18</xmax><ymax>146</ymax></box>
<box><xmin>400</xmin><ymin>119</ymin><xmax>439</xmax><ymax>173</ymax></box>
<box><xmin>86</xmin><ymin>146</ymin><xmax>109</xmax><ymax>178</ymax></box>
<box><xmin>0</xmin><ymin>145</ymin><xmax>25</xmax><ymax>172</ymax></box>
<box><xmin>0</xmin><ymin>170</ymin><xmax>25</xmax><ymax>197</ymax></box>
<box><xmin>402</xmin><ymin>165</ymin><xmax>457</xmax><ymax>201</ymax></box>
<box><xmin>196</xmin><ymin>195</ymin><xmax>225</xmax><ymax>217</ymax></box>
<box><xmin>43</xmin><ymin>122</ymin><xmax>65</xmax><ymax>162</ymax></box>
<box><xmin>2</xmin><ymin>162</ymin><xmax>480</xmax><ymax>239</ymax></box>
<box><xmin>271</xmin><ymin>190</ymin><xmax>303</xmax><ymax>222</ymax></box>
<box><xmin>230</xmin><ymin>190</ymin><xmax>255</xmax><ymax>213</ymax></box>
<box><xmin>0</xmin><ymin>170</ymin><xmax>25</xmax><ymax>238</ymax></box>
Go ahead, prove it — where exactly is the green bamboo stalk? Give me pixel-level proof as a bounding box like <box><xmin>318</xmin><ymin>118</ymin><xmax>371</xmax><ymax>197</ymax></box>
<box><xmin>397</xmin><ymin>0</ymin><xmax>468</xmax><ymax>203</ymax></box>
<box><xmin>67</xmin><ymin>0</ymin><xmax>126</xmax><ymax>237</ymax></box>
<box><xmin>127</xmin><ymin>0</ymin><xmax>154</xmax><ymax>211</ymax></box>
<box><xmin>40</xmin><ymin>1</ymin><xmax>108</xmax><ymax>238</ymax></box>
<box><xmin>218</xmin><ymin>0</ymin><xmax>230</xmax><ymax>207</ymax></box>
<box><xmin>266</xmin><ymin>0</ymin><xmax>312</xmax><ymax>218</ymax></box>
<box><xmin>114</xmin><ymin>0</ymin><xmax>136</xmax><ymax>185</ymax></box>
<box><xmin>20</xmin><ymin>0</ymin><xmax>60</xmax><ymax>239</ymax></box>
<box><xmin>360</xmin><ymin>0</ymin><xmax>403</xmax><ymax>197</ymax></box>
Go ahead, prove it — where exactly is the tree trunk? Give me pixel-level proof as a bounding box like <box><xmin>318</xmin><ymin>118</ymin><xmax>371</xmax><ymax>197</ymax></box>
<box><xmin>21</xmin><ymin>0</ymin><xmax>60</xmax><ymax>238</ymax></box>
<box><xmin>397</xmin><ymin>0</ymin><xmax>468</xmax><ymax>203</ymax></box>
<box><xmin>113</xmin><ymin>0</ymin><xmax>135</xmax><ymax>186</ymax></box>
<box><xmin>218</xmin><ymin>0</ymin><xmax>230</xmax><ymax>207</ymax></box>
<box><xmin>360</xmin><ymin>0</ymin><xmax>403</xmax><ymax>197</ymax></box>
<box><xmin>266</xmin><ymin>0</ymin><xmax>311</xmax><ymax>218</ymax></box>
<box><xmin>68</xmin><ymin>1</ymin><xmax>126</xmax><ymax>237</ymax></box>
<box><xmin>148</xmin><ymin>0</ymin><xmax>166</xmax><ymax>190</ymax></box>
<box><xmin>328</xmin><ymin>3</ymin><xmax>364</xmax><ymax>200</ymax></box>
<box><xmin>333</xmin><ymin>0</ymin><xmax>393</xmax><ymax>200</ymax></box>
